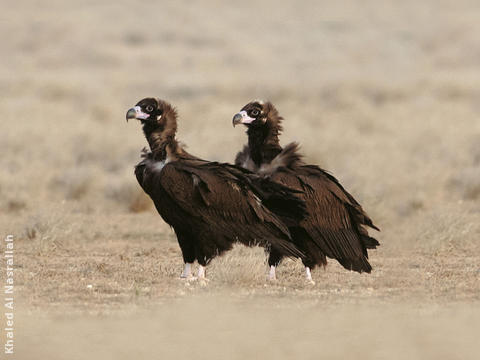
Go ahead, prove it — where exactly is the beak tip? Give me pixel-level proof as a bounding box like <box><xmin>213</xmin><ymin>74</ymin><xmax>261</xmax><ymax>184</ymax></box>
<box><xmin>126</xmin><ymin>108</ymin><xmax>137</xmax><ymax>122</ymax></box>
<box><xmin>232</xmin><ymin>113</ymin><xmax>243</xmax><ymax>127</ymax></box>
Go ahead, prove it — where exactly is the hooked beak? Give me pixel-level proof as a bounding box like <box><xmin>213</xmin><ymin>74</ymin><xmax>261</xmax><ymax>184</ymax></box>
<box><xmin>232</xmin><ymin>113</ymin><xmax>243</xmax><ymax>127</ymax></box>
<box><xmin>232</xmin><ymin>111</ymin><xmax>255</xmax><ymax>127</ymax></box>
<box><xmin>126</xmin><ymin>106</ymin><xmax>150</xmax><ymax>122</ymax></box>
<box><xmin>126</xmin><ymin>108</ymin><xmax>136</xmax><ymax>122</ymax></box>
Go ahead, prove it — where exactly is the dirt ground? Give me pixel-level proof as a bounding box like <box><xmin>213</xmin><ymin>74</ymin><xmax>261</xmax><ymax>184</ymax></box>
<box><xmin>2</xmin><ymin>0</ymin><xmax>480</xmax><ymax>359</ymax></box>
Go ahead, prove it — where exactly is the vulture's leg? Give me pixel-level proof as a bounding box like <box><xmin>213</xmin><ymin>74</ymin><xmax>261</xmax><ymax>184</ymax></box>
<box><xmin>180</xmin><ymin>263</ymin><xmax>194</xmax><ymax>279</ymax></box>
<box><xmin>268</xmin><ymin>265</ymin><xmax>277</xmax><ymax>281</ymax></box>
<box><xmin>302</xmin><ymin>257</ymin><xmax>316</xmax><ymax>285</ymax></box>
<box><xmin>197</xmin><ymin>265</ymin><xmax>206</xmax><ymax>279</ymax></box>
<box><xmin>305</xmin><ymin>267</ymin><xmax>315</xmax><ymax>285</ymax></box>
<box><xmin>176</xmin><ymin>232</ymin><xmax>195</xmax><ymax>279</ymax></box>
<box><xmin>197</xmin><ymin>265</ymin><xmax>209</xmax><ymax>286</ymax></box>
<box><xmin>194</xmin><ymin>244</ymin><xmax>210</xmax><ymax>283</ymax></box>
<box><xmin>267</xmin><ymin>250</ymin><xmax>282</xmax><ymax>280</ymax></box>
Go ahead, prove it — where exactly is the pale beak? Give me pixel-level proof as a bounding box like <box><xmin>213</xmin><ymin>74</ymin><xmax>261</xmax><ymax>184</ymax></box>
<box><xmin>232</xmin><ymin>110</ymin><xmax>255</xmax><ymax>127</ymax></box>
<box><xmin>126</xmin><ymin>106</ymin><xmax>150</xmax><ymax>122</ymax></box>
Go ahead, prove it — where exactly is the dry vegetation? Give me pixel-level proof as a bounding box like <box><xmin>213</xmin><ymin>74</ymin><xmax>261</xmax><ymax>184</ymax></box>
<box><xmin>1</xmin><ymin>0</ymin><xmax>480</xmax><ymax>359</ymax></box>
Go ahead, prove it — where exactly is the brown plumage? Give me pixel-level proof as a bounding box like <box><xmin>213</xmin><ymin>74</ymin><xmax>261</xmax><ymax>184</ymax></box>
<box><xmin>232</xmin><ymin>101</ymin><xmax>380</xmax><ymax>278</ymax></box>
<box><xmin>126</xmin><ymin>98</ymin><xmax>306</xmax><ymax>280</ymax></box>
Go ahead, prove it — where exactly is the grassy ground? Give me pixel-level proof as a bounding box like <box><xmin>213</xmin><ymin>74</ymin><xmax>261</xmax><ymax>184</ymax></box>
<box><xmin>2</xmin><ymin>0</ymin><xmax>480</xmax><ymax>359</ymax></box>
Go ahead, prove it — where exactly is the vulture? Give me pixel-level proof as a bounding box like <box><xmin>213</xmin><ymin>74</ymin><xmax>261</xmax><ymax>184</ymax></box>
<box><xmin>126</xmin><ymin>98</ymin><xmax>306</xmax><ymax>281</ymax></box>
<box><xmin>232</xmin><ymin>100</ymin><xmax>380</xmax><ymax>283</ymax></box>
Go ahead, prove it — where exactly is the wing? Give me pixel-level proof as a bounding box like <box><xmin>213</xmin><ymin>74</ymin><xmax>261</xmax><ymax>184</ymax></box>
<box><xmin>156</xmin><ymin>162</ymin><xmax>304</xmax><ymax>259</ymax></box>
<box><xmin>134</xmin><ymin>149</ymin><xmax>153</xmax><ymax>194</ymax></box>
<box><xmin>272</xmin><ymin>165</ymin><xmax>379</xmax><ymax>272</ymax></box>
<box><xmin>135</xmin><ymin>161</ymin><xmax>148</xmax><ymax>193</ymax></box>
<box><xmin>214</xmin><ymin>162</ymin><xmax>307</xmax><ymax>226</ymax></box>
<box><xmin>301</xmin><ymin>165</ymin><xmax>379</xmax><ymax>232</ymax></box>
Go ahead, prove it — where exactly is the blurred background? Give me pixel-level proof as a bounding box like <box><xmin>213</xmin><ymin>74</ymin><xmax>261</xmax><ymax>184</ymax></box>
<box><xmin>2</xmin><ymin>1</ymin><xmax>480</xmax><ymax>358</ymax></box>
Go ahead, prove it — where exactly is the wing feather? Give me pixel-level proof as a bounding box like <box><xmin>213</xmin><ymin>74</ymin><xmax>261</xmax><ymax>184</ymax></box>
<box><xmin>155</xmin><ymin>162</ymin><xmax>304</xmax><ymax>259</ymax></box>
<box><xmin>271</xmin><ymin>164</ymin><xmax>379</xmax><ymax>272</ymax></box>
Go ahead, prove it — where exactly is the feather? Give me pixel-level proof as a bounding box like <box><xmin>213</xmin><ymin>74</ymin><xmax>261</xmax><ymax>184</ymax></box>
<box><xmin>130</xmin><ymin>98</ymin><xmax>306</xmax><ymax>271</ymax></box>
<box><xmin>234</xmin><ymin>100</ymin><xmax>380</xmax><ymax>273</ymax></box>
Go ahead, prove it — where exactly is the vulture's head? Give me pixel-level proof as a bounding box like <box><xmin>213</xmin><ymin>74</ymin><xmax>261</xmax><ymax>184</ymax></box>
<box><xmin>232</xmin><ymin>100</ymin><xmax>283</xmax><ymax>134</ymax></box>
<box><xmin>126</xmin><ymin>98</ymin><xmax>177</xmax><ymax>132</ymax></box>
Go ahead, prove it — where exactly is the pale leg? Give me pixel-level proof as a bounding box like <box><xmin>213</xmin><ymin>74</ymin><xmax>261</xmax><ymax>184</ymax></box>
<box><xmin>305</xmin><ymin>267</ymin><xmax>315</xmax><ymax>285</ymax></box>
<box><xmin>180</xmin><ymin>262</ymin><xmax>193</xmax><ymax>279</ymax></box>
<box><xmin>268</xmin><ymin>265</ymin><xmax>277</xmax><ymax>281</ymax></box>
<box><xmin>197</xmin><ymin>265</ymin><xmax>206</xmax><ymax>279</ymax></box>
<box><xmin>197</xmin><ymin>265</ymin><xmax>209</xmax><ymax>285</ymax></box>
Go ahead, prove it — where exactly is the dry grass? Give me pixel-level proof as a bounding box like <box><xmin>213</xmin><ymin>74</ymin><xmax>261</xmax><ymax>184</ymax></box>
<box><xmin>2</xmin><ymin>0</ymin><xmax>480</xmax><ymax>358</ymax></box>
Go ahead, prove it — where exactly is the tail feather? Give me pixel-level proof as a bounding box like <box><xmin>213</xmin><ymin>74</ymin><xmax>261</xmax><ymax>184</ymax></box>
<box><xmin>361</xmin><ymin>235</ymin><xmax>380</xmax><ymax>250</ymax></box>
<box><xmin>337</xmin><ymin>256</ymin><xmax>372</xmax><ymax>273</ymax></box>
<box><xmin>304</xmin><ymin>227</ymin><xmax>376</xmax><ymax>273</ymax></box>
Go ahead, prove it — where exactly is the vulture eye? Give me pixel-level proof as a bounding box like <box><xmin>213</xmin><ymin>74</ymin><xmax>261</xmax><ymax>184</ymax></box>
<box><xmin>146</xmin><ymin>105</ymin><xmax>154</xmax><ymax>112</ymax></box>
<box><xmin>251</xmin><ymin>109</ymin><xmax>260</xmax><ymax>116</ymax></box>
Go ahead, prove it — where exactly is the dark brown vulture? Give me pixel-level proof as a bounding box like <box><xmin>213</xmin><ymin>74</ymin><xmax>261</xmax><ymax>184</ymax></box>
<box><xmin>232</xmin><ymin>100</ymin><xmax>380</xmax><ymax>283</ymax></box>
<box><xmin>126</xmin><ymin>98</ymin><xmax>306</xmax><ymax>281</ymax></box>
